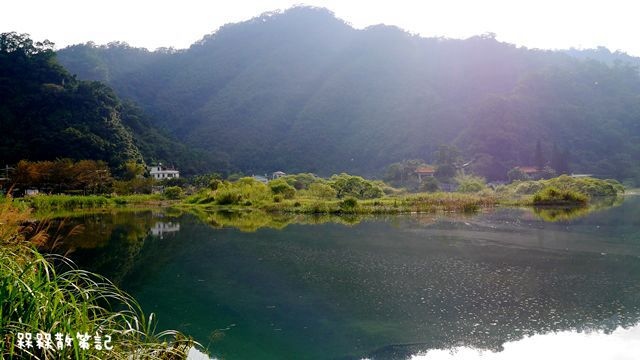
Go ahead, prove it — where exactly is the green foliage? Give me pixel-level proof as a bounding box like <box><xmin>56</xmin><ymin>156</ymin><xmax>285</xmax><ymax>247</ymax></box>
<box><xmin>383</xmin><ymin>159</ymin><xmax>425</xmax><ymax>189</ymax></box>
<box><xmin>25</xmin><ymin>194</ymin><xmax>110</xmax><ymax>210</ymax></box>
<box><xmin>163</xmin><ymin>186</ymin><xmax>184</xmax><ymax>199</ymax></box>
<box><xmin>207</xmin><ymin>178</ymin><xmax>272</xmax><ymax>205</ymax></box>
<box><xmin>328</xmin><ymin>174</ymin><xmax>384</xmax><ymax>199</ymax></box>
<box><xmin>0</xmin><ymin>33</ymin><xmax>212</xmax><ymax>175</ymax></box>
<box><xmin>278</xmin><ymin>173</ymin><xmax>319</xmax><ymax>190</ymax></box>
<box><xmin>308</xmin><ymin>182</ymin><xmax>337</xmax><ymax>199</ymax></box>
<box><xmin>209</xmin><ymin>179</ymin><xmax>222</xmax><ymax>191</ymax></box>
<box><xmin>506</xmin><ymin>175</ymin><xmax>624</xmax><ymax>197</ymax></box>
<box><xmin>455</xmin><ymin>175</ymin><xmax>487</xmax><ymax>193</ymax></box>
<box><xmin>339</xmin><ymin>197</ymin><xmax>358</xmax><ymax>211</ymax></box>
<box><xmin>122</xmin><ymin>161</ymin><xmax>146</xmax><ymax>180</ymax></box>
<box><xmin>189</xmin><ymin>173</ymin><xmax>223</xmax><ymax>188</ymax></box>
<box><xmin>419</xmin><ymin>176</ymin><xmax>440</xmax><ymax>192</ymax></box>
<box><xmin>269</xmin><ymin>179</ymin><xmax>296</xmax><ymax>199</ymax></box>
<box><xmin>532</xmin><ymin>186</ymin><xmax>588</xmax><ymax>206</ymax></box>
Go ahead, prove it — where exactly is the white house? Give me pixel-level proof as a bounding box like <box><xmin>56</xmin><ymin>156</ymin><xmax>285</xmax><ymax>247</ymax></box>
<box><xmin>272</xmin><ymin>171</ymin><xmax>286</xmax><ymax>179</ymax></box>
<box><xmin>149</xmin><ymin>164</ymin><xmax>179</xmax><ymax>180</ymax></box>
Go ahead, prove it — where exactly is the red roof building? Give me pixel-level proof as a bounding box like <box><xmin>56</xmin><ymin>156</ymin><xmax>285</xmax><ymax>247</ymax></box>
<box><xmin>415</xmin><ymin>165</ymin><xmax>436</xmax><ymax>181</ymax></box>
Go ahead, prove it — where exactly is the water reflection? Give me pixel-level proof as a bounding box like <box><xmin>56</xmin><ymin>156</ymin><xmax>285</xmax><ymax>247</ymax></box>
<box><xmin>150</xmin><ymin>221</ymin><xmax>181</xmax><ymax>238</ymax></box>
<box><xmin>52</xmin><ymin>196</ymin><xmax>640</xmax><ymax>359</ymax></box>
<box><xmin>412</xmin><ymin>324</ymin><xmax>640</xmax><ymax>360</ymax></box>
<box><xmin>531</xmin><ymin>196</ymin><xmax>624</xmax><ymax>222</ymax></box>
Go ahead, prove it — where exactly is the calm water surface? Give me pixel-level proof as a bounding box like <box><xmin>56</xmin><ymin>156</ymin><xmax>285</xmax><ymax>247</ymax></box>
<box><xmin>62</xmin><ymin>196</ymin><xmax>640</xmax><ymax>359</ymax></box>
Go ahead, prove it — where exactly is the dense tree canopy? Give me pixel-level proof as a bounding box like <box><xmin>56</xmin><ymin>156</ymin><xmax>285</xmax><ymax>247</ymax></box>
<box><xmin>0</xmin><ymin>32</ymin><xmax>216</xmax><ymax>176</ymax></box>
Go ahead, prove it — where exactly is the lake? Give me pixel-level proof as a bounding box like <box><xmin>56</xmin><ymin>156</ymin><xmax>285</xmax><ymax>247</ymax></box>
<box><xmin>59</xmin><ymin>195</ymin><xmax>640</xmax><ymax>359</ymax></box>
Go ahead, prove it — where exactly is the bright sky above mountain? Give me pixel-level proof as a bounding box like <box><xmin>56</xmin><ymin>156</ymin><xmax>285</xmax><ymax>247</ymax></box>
<box><xmin>2</xmin><ymin>0</ymin><xmax>639</xmax><ymax>55</ymax></box>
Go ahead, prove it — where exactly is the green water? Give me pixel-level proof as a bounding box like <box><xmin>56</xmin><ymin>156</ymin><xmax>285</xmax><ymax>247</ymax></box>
<box><xmin>61</xmin><ymin>196</ymin><xmax>640</xmax><ymax>359</ymax></box>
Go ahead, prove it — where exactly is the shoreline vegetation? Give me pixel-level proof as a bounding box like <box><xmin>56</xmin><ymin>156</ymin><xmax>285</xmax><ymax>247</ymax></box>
<box><xmin>0</xmin><ymin>197</ymin><xmax>197</xmax><ymax>359</ymax></box>
<box><xmin>13</xmin><ymin>174</ymin><xmax>625</xmax><ymax>218</ymax></box>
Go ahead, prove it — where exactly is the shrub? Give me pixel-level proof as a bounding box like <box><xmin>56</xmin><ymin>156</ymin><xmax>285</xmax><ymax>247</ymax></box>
<box><xmin>329</xmin><ymin>174</ymin><xmax>384</xmax><ymax>199</ymax></box>
<box><xmin>532</xmin><ymin>186</ymin><xmax>588</xmax><ymax>205</ymax></box>
<box><xmin>209</xmin><ymin>179</ymin><xmax>222</xmax><ymax>191</ymax></box>
<box><xmin>164</xmin><ymin>186</ymin><xmax>184</xmax><ymax>200</ymax></box>
<box><xmin>419</xmin><ymin>177</ymin><xmax>440</xmax><ymax>192</ymax></box>
<box><xmin>279</xmin><ymin>173</ymin><xmax>320</xmax><ymax>190</ymax></box>
<box><xmin>340</xmin><ymin>197</ymin><xmax>358</xmax><ymax>211</ymax></box>
<box><xmin>308</xmin><ymin>182</ymin><xmax>337</xmax><ymax>199</ymax></box>
<box><xmin>455</xmin><ymin>175</ymin><xmax>486</xmax><ymax>193</ymax></box>
<box><xmin>269</xmin><ymin>179</ymin><xmax>296</xmax><ymax>199</ymax></box>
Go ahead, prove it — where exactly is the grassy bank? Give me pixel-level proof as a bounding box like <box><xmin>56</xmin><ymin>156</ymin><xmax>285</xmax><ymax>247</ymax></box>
<box><xmin>17</xmin><ymin>194</ymin><xmax>167</xmax><ymax>213</ymax></box>
<box><xmin>0</xmin><ymin>197</ymin><xmax>195</xmax><ymax>359</ymax></box>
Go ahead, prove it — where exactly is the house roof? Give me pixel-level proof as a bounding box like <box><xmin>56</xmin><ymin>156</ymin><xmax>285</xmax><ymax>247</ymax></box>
<box><xmin>415</xmin><ymin>165</ymin><xmax>436</xmax><ymax>174</ymax></box>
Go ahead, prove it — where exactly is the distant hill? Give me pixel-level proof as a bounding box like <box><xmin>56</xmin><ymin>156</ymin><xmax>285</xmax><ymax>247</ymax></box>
<box><xmin>0</xmin><ymin>32</ymin><xmax>220</xmax><ymax>175</ymax></box>
<box><xmin>57</xmin><ymin>7</ymin><xmax>640</xmax><ymax>183</ymax></box>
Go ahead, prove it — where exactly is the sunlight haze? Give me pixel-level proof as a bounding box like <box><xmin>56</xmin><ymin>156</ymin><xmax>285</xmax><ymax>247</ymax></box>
<box><xmin>1</xmin><ymin>0</ymin><xmax>639</xmax><ymax>55</ymax></box>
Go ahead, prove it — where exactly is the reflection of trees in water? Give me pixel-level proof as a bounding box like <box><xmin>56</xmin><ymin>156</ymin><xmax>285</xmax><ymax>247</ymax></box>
<box><xmin>532</xmin><ymin>196</ymin><xmax>624</xmax><ymax>222</ymax></box>
<box><xmin>53</xmin><ymin>211</ymin><xmax>180</xmax><ymax>284</ymax></box>
<box><xmin>189</xmin><ymin>208</ymin><xmax>370</xmax><ymax>232</ymax></box>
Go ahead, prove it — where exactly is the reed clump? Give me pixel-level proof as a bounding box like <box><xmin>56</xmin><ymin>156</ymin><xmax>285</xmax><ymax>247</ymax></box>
<box><xmin>0</xmin><ymin>196</ymin><xmax>196</xmax><ymax>359</ymax></box>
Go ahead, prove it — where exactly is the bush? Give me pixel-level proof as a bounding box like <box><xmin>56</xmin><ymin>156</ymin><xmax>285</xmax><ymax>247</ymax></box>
<box><xmin>278</xmin><ymin>173</ymin><xmax>319</xmax><ymax>190</ymax></box>
<box><xmin>532</xmin><ymin>186</ymin><xmax>588</xmax><ymax>205</ymax></box>
<box><xmin>269</xmin><ymin>179</ymin><xmax>296</xmax><ymax>199</ymax></box>
<box><xmin>419</xmin><ymin>177</ymin><xmax>440</xmax><ymax>192</ymax></box>
<box><xmin>527</xmin><ymin>175</ymin><xmax>622</xmax><ymax>197</ymax></box>
<box><xmin>340</xmin><ymin>197</ymin><xmax>358</xmax><ymax>210</ymax></box>
<box><xmin>455</xmin><ymin>175</ymin><xmax>486</xmax><ymax>193</ymax></box>
<box><xmin>308</xmin><ymin>182</ymin><xmax>337</xmax><ymax>199</ymax></box>
<box><xmin>163</xmin><ymin>186</ymin><xmax>184</xmax><ymax>199</ymax></box>
<box><xmin>214</xmin><ymin>178</ymin><xmax>272</xmax><ymax>205</ymax></box>
<box><xmin>209</xmin><ymin>179</ymin><xmax>222</xmax><ymax>191</ymax></box>
<box><xmin>329</xmin><ymin>173</ymin><xmax>384</xmax><ymax>199</ymax></box>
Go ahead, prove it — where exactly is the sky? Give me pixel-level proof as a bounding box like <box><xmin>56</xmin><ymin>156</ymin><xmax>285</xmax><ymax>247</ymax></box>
<box><xmin>2</xmin><ymin>0</ymin><xmax>639</xmax><ymax>56</ymax></box>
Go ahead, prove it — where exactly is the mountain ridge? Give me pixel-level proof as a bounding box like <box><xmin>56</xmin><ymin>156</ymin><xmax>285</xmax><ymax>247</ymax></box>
<box><xmin>56</xmin><ymin>6</ymin><xmax>640</xmax><ymax>183</ymax></box>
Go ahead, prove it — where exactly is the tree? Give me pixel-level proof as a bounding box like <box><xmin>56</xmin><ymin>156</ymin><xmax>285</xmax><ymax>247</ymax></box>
<box><xmin>0</xmin><ymin>32</ymin><xmax>54</xmax><ymax>57</ymax></box>
<box><xmin>308</xmin><ymin>182</ymin><xmax>337</xmax><ymax>199</ymax></box>
<box><xmin>419</xmin><ymin>177</ymin><xmax>440</xmax><ymax>192</ymax></box>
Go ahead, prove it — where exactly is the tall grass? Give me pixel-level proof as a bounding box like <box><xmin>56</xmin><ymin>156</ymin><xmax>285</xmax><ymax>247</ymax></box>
<box><xmin>0</xmin><ymin>197</ymin><xmax>196</xmax><ymax>359</ymax></box>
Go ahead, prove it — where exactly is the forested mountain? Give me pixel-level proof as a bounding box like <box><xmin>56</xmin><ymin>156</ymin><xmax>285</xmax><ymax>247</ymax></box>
<box><xmin>0</xmin><ymin>32</ymin><xmax>217</xmax><ymax>175</ymax></box>
<box><xmin>57</xmin><ymin>7</ymin><xmax>640</xmax><ymax>183</ymax></box>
